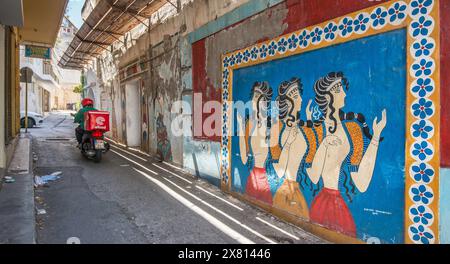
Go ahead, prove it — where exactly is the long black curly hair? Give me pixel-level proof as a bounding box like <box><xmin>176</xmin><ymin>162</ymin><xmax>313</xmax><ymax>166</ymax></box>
<box><xmin>247</xmin><ymin>81</ymin><xmax>273</xmax><ymax>129</ymax></box>
<box><xmin>276</xmin><ymin>77</ymin><xmax>316</xmax><ymax>128</ymax></box>
<box><xmin>313</xmin><ymin>71</ymin><xmax>381</xmax><ymax>140</ymax></box>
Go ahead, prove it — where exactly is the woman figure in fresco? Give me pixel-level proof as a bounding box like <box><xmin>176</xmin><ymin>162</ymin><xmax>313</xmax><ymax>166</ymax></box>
<box><xmin>236</xmin><ymin>81</ymin><xmax>274</xmax><ymax>205</ymax></box>
<box><xmin>268</xmin><ymin>78</ymin><xmax>313</xmax><ymax>219</ymax></box>
<box><xmin>306</xmin><ymin>72</ymin><xmax>387</xmax><ymax>237</ymax></box>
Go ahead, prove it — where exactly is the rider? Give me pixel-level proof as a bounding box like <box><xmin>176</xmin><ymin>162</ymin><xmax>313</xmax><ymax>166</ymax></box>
<box><xmin>74</xmin><ymin>98</ymin><xmax>97</xmax><ymax>147</ymax></box>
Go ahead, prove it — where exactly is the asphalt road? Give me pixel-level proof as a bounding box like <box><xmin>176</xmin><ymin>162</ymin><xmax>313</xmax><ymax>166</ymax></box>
<box><xmin>30</xmin><ymin>111</ymin><xmax>326</xmax><ymax>244</ymax></box>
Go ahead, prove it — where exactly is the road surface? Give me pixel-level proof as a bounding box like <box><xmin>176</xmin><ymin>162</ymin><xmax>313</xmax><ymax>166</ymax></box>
<box><xmin>30</xmin><ymin>111</ymin><xmax>326</xmax><ymax>244</ymax></box>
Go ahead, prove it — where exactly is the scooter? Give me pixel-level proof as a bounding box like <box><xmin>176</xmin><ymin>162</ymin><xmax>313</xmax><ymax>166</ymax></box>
<box><xmin>80</xmin><ymin>129</ymin><xmax>110</xmax><ymax>162</ymax></box>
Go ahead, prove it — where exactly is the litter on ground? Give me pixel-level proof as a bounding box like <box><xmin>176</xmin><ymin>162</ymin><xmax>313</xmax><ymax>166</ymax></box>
<box><xmin>4</xmin><ymin>176</ymin><xmax>15</xmax><ymax>183</ymax></box>
<box><xmin>36</xmin><ymin>208</ymin><xmax>47</xmax><ymax>215</ymax></box>
<box><xmin>34</xmin><ymin>171</ymin><xmax>62</xmax><ymax>187</ymax></box>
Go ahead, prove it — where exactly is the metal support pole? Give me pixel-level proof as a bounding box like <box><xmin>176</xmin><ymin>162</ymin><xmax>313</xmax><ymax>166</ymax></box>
<box><xmin>177</xmin><ymin>0</ymin><xmax>181</xmax><ymax>13</ymax></box>
<box><xmin>24</xmin><ymin>69</ymin><xmax>28</xmax><ymax>133</ymax></box>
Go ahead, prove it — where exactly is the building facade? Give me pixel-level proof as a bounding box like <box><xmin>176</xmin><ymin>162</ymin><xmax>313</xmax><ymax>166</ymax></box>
<box><xmin>0</xmin><ymin>25</ymin><xmax>21</xmax><ymax>179</ymax></box>
<box><xmin>19</xmin><ymin>16</ymin><xmax>81</xmax><ymax>115</ymax></box>
<box><xmin>62</xmin><ymin>0</ymin><xmax>450</xmax><ymax>244</ymax></box>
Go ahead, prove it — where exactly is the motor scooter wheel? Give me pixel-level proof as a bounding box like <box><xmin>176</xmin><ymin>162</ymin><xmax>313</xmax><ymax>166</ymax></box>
<box><xmin>94</xmin><ymin>150</ymin><xmax>102</xmax><ymax>163</ymax></box>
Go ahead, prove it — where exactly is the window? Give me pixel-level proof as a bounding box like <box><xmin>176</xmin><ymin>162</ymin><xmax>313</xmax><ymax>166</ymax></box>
<box><xmin>43</xmin><ymin>61</ymin><xmax>52</xmax><ymax>75</ymax></box>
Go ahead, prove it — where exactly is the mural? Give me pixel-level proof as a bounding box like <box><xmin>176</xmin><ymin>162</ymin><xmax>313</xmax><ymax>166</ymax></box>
<box><xmin>232</xmin><ymin>30</ymin><xmax>403</xmax><ymax>242</ymax></box>
<box><xmin>221</xmin><ymin>0</ymin><xmax>440</xmax><ymax>244</ymax></box>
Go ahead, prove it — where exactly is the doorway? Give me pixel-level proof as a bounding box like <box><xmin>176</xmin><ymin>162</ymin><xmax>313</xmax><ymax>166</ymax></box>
<box><xmin>43</xmin><ymin>89</ymin><xmax>50</xmax><ymax>113</ymax></box>
<box><xmin>125</xmin><ymin>79</ymin><xmax>141</xmax><ymax>148</ymax></box>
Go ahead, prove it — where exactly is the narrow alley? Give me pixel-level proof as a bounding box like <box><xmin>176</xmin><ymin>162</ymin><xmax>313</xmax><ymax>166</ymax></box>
<box><xmin>2</xmin><ymin>0</ymin><xmax>450</xmax><ymax>250</ymax></box>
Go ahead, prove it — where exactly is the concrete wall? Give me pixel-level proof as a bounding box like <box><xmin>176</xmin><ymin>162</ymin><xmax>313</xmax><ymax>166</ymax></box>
<box><xmin>97</xmin><ymin>0</ymin><xmax>262</xmax><ymax>167</ymax></box>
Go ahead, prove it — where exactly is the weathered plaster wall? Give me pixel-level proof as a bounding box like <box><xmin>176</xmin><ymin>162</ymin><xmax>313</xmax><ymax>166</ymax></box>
<box><xmin>192</xmin><ymin>0</ymin><xmax>287</xmax><ymax>141</ymax></box>
<box><xmin>144</xmin><ymin>34</ymin><xmax>184</xmax><ymax>164</ymax></box>
<box><xmin>99</xmin><ymin>0</ymin><xmax>259</xmax><ymax>166</ymax></box>
<box><xmin>179</xmin><ymin>32</ymin><xmax>222</xmax><ymax>185</ymax></box>
<box><xmin>116</xmin><ymin>0</ymin><xmax>254</xmax><ymax>69</ymax></box>
<box><xmin>182</xmin><ymin>92</ymin><xmax>221</xmax><ymax>186</ymax></box>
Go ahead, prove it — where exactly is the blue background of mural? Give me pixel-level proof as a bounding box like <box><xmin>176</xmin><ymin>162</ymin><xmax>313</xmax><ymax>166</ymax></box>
<box><xmin>230</xmin><ymin>29</ymin><xmax>406</xmax><ymax>243</ymax></box>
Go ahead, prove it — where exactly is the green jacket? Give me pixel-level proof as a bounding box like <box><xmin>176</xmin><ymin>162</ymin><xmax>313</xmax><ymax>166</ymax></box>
<box><xmin>74</xmin><ymin>106</ymin><xmax>97</xmax><ymax>129</ymax></box>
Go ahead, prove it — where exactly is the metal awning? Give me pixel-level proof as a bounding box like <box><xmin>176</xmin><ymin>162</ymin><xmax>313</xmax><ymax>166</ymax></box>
<box><xmin>58</xmin><ymin>0</ymin><xmax>169</xmax><ymax>70</ymax></box>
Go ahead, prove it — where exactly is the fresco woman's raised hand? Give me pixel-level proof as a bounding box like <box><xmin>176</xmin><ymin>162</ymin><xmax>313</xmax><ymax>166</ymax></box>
<box><xmin>372</xmin><ymin>109</ymin><xmax>387</xmax><ymax>140</ymax></box>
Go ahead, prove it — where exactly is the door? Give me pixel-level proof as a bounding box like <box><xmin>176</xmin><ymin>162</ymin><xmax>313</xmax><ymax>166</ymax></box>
<box><xmin>125</xmin><ymin>79</ymin><xmax>141</xmax><ymax>147</ymax></box>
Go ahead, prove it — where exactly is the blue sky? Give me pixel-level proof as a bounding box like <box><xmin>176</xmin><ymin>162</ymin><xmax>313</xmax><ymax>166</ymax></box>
<box><xmin>66</xmin><ymin>0</ymin><xmax>84</xmax><ymax>28</ymax></box>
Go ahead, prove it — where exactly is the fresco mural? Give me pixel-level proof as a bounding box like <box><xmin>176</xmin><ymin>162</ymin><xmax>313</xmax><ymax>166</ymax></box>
<box><xmin>232</xmin><ymin>29</ymin><xmax>404</xmax><ymax>242</ymax></box>
<box><xmin>221</xmin><ymin>1</ymin><xmax>441</xmax><ymax>244</ymax></box>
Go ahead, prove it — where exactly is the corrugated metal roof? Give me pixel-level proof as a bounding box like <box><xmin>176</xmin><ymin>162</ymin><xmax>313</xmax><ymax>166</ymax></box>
<box><xmin>59</xmin><ymin>0</ymin><xmax>168</xmax><ymax>70</ymax></box>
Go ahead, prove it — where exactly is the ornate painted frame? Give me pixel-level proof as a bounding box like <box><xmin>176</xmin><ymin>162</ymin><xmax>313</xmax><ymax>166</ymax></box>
<box><xmin>220</xmin><ymin>0</ymin><xmax>440</xmax><ymax>244</ymax></box>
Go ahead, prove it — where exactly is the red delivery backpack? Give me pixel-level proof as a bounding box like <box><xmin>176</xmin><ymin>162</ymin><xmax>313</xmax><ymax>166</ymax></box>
<box><xmin>84</xmin><ymin>111</ymin><xmax>110</xmax><ymax>132</ymax></box>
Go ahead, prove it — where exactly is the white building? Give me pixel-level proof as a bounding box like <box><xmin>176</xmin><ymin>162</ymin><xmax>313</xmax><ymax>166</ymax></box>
<box><xmin>19</xmin><ymin>16</ymin><xmax>81</xmax><ymax>115</ymax></box>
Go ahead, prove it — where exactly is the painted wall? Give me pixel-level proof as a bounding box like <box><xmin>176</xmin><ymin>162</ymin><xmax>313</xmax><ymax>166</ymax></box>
<box><xmin>182</xmin><ymin>93</ymin><xmax>221</xmax><ymax>186</ymax></box>
<box><xmin>93</xmin><ymin>0</ymin><xmax>448</xmax><ymax>243</ymax></box>
<box><xmin>187</xmin><ymin>0</ymin><xmax>393</xmax><ymax>196</ymax></box>
<box><xmin>191</xmin><ymin>0</ymin><xmax>444</xmax><ymax>244</ymax></box>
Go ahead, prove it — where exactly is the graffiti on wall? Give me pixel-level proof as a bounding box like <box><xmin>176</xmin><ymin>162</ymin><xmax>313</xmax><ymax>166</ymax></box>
<box><xmin>154</xmin><ymin>96</ymin><xmax>173</xmax><ymax>161</ymax></box>
<box><xmin>120</xmin><ymin>84</ymin><xmax>127</xmax><ymax>144</ymax></box>
<box><xmin>141</xmin><ymin>79</ymin><xmax>149</xmax><ymax>152</ymax></box>
<box><xmin>221</xmin><ymin>0</ymin><xmax>440</xmax><ymax>244</ymax></box>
